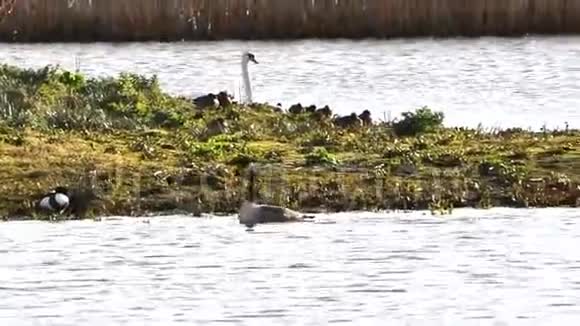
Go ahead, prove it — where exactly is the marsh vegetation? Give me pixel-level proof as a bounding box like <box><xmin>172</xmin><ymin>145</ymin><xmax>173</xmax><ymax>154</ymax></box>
<box><xmin>1</xmin><ymin>0</ymin><xmax>579</xmax><ymax>42</ymax></box>
<box><xmin>0</xmin><ymin>64</ymin><xmax>579</xmax><ymax>220</ymax></box>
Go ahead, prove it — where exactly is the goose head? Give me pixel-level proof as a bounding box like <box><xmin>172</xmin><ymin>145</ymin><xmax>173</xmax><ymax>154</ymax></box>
<box><xmin>246</xmin><ymin>163</ymin><xmax>258</xmax><ymax>202</ymax></box>
<box><xmin>53</xmin><ymin>186</ymin><xmax>69</xmax><ymax>196</ymax></box>
<box><xmin>248</xmin><ymin>162</ymin><xmax>258</xmax><ymax>175</ymax></box>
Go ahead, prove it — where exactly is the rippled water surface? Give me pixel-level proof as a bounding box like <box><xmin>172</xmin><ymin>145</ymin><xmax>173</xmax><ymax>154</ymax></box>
<box><xmin>1</xmin><ymin>208</ymin><xmax>580</xmax><ymax>325</ymax></box>
<box><xmin>1</xmin><ymin>37</ymin><xmax>579</xmax><ymax>129</ymax></box>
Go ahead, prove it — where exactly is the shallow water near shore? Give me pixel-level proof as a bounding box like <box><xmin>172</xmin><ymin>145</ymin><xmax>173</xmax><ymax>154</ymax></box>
<box><xmin>1</xmin><ymin>208</ymin><xmax>580</xmax><ymax>324</ymax></box>
<box><xmin>1</xmin><ymin>37</ymin><xmax>580</xmax><ymax>129</ymax></box>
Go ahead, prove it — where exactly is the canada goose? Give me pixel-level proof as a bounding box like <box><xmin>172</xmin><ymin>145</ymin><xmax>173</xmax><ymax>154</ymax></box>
<box><xmin>333</xmin><ymin>112</ymin><xmax>363</xmax><ymax>128</ymax></box>
<box><xmin>38</xmin><ymin>186</ymin><xmax>70</xmax><ymax>213</ymax></box>
<box><xmin>193</xmin><ymin>93</ymin><xmax>219</xmax><ymax>108</ymax></box>
<box><xmin>359</xmin><ymin>110</ymin><xmax>372</xmax><ymax>125</ymax></box>
<box><xmin>204</xmin><ymin>118</ymin><xmax>228</xmax><ymax>139</ymax></box>
<box><xmin>313</xmin><ymin>105</ymin><xmax>333</xmax><ymax>121</ymax></box>
<box><xmin>216</xmin><ymin>91</ymin><xmax>233</xmax><ymax>107</ymax></box>
<box><xmin>194</xmin><ymin>91</ymin><xmax>233</xmax><ymax>109</ymax></box>
<box><xmin>238</xmin><ymin>164</ymin><xmax>315</xmax><ymax>229</ymax></box>
<box><xmin>36</xmin><ymin>186</ymin><xmax>101</xmax><ymax>219</ymax></box>
<box><xmin>288</xmin><ymin>103</ymin><xmax>304</xmax><ymax>114</ymax></box>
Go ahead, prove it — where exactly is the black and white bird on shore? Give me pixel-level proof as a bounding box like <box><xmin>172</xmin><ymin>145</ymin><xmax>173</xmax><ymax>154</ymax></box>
<box><xmin>37</xmin><ymin>186</ymin><xmax>70</xmax><ymax>214</ymax></box>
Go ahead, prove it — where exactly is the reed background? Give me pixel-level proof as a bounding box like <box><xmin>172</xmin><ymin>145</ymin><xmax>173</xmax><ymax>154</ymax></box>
<box><xmin>0</xmin><ymin>0</ymin><xmax>579</xmax><ymax>42</ymax></box>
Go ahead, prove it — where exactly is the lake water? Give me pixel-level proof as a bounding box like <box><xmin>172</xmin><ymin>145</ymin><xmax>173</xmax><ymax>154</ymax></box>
<box><xmin>1</xmin><ymin>208</ymin><xmax>580</xmax><ymax>325</ymax></box>
<box><xmin>1</xmin><ymin>37</ymin><xmax>579</xmax><ymax>129</ymax></box>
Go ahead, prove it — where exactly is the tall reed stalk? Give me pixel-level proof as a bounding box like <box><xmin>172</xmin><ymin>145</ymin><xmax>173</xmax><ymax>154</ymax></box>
<box><xmin>0</xmin><ymin>0</ymin><xmax>578</xmax><ymax>42</ymax></box>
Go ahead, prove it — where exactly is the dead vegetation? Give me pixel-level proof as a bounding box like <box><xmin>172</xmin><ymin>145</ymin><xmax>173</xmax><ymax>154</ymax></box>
<box><xmin>0</xmin><ymin>0</ymin><xmax>579</xmax><ymax>42</ymax></box>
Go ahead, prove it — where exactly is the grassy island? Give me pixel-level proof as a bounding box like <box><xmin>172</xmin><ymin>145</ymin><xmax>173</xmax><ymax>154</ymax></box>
<box><xmin>0</xmin><ymin>64</ymin><xmax>579</xmax><ymax>220</ymax></box>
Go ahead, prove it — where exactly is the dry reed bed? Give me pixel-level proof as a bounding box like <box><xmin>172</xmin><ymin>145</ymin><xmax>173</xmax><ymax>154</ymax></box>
<box><xmin>0</xmin><ymin>0</ymin><xmax>579</xmax><ymax>41</ymax></box>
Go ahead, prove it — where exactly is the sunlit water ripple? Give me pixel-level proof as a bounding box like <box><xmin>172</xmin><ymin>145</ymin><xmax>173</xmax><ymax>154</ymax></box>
<box><xmin>1</xmin><ymin>37</ymin><xmax>579</xmax><ymax>129</ymax></box>
<box><xmin>0</xmin><ymin>208</ymin><xmax>580</xmax><ymax>325</ymax></box>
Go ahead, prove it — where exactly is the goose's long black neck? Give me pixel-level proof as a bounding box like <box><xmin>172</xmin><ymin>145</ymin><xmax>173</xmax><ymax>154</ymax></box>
<box><xmin>247</xmin><ymin>169</ymin><xmax>256</xmax><ymax>202</ymax></box>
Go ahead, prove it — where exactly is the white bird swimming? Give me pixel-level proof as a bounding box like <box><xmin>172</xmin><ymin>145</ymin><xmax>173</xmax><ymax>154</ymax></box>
<box><xmin>240</xmin><ymin>51</ymin><xmax>258</xmax><ymax>104</ymax></box>
<box><xmin>192</xmin><ymin>52</ymin><xmax>257</xmax><ymax>105</ymax></box>
<box><xmin>238</xmin><ymin>164</ymin><xmax>315</xmax><ymax>229</ymax></box>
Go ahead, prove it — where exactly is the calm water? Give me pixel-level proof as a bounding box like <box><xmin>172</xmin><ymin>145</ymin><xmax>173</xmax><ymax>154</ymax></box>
<box><xmin>1</xmin><ymin>208</ymin><xmax>580</xmax><ymax>325</ymax></box>
<box><xmin>1</xmin><ymin>37</ymin><xmax>580</xmax><ymax>129</ymax></box>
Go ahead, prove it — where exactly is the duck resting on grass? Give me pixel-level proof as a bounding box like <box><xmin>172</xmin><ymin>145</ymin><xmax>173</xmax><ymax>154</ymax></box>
<box><xmin>193</xmin><ymin>91</ymin><xmax>233</xmax><ymax>109</ymax></box>
<box><xmin>193</xmin><ymin>93</ymin><xmax>219</xmax><ymax>108</ymax></box>
<box><xmin>238</xmin><ymin>164</ymin><xmax>315</xmax><ymax>230</ymax></box>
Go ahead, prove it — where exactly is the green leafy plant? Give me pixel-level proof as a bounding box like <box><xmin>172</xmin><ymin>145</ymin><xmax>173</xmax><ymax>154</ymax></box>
<box><xmin>393</xmin><ymin>107</ymin><xmax>444</xmax><ymax>136</ymax></box>
<box><xmin>305</xmin><ymin>147</ymin><xmax>339</xmax><ymax>166</ymax></box>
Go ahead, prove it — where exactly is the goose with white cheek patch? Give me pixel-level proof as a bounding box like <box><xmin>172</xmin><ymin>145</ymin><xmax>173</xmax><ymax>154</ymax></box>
<box><xmin>38</xmin><ymin>186</ymin><xmax>70</xmax><ymax>214</ymax></box>
<box><xmin>238</xmin><ymin>164</ymin><xmax>315</xmax><ymax>230</ymax></box>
